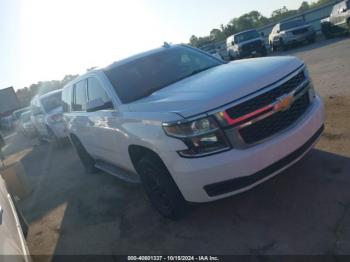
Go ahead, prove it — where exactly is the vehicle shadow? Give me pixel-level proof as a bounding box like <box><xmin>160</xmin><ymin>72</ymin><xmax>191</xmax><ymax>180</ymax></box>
<box><xmin>34</xmin><ymin>147</ymin><xmax>350</xmax><ymax>257</ymax></box>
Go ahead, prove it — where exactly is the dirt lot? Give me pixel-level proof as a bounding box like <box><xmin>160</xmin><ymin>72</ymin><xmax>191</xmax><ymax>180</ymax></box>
<box><xmin>2</xmin><ymin>36</ymin><xmax>350</xmax><ymax>258</ymax></box>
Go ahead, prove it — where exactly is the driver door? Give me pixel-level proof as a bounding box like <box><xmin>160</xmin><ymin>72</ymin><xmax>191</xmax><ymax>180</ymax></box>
<box><xmin>85</xmin><ymin>77</ymin><xmax>129</xmax><ymax>169</ymax></box>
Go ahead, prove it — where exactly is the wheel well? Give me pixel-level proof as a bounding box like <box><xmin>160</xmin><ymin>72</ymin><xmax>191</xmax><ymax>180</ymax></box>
<box><xmin>128</xmin><ymin>145</ymin><xmax>164</xmax><ymax>169</ymax></box>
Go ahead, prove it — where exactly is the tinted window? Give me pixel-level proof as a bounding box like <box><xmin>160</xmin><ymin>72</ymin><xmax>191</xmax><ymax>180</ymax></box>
<box><xmin>87</xmin><ymin>77</ymin><xmax>110</xmax><ymax>103</ymax></box>
<box><xmin>234</xmin><ymin>30</ymin><xmax>260</xmax><ymax>43</ymax></box>
<box><xmin>62</xmin><ymin>86</ymin><xmax>72</xmax><ymax>113</ymax></box>
<box><xmin>72</xmin><ymin>80</ymin><xmax>87</xmax><ymax>111</ymax></box>
<box><xmin>41</xmin><ymin>91</ymin><xmax>62</xmax><ymax>113</ymax></box>
<box><xmin>104</xmin><ymin>46</ymin><xmax>222</xmax><ymax>103</ymax></box>
<box><xmin>280</xmin><ymin>20</ymin><xmax>305</xmax><ymax>31</ymax></box>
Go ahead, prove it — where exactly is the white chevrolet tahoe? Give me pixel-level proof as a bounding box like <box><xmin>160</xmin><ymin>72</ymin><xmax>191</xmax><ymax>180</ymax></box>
<box><xmin>62</xmin><ymin>44</ymin><xmax>325</xmax><ymax>219</ymax></box>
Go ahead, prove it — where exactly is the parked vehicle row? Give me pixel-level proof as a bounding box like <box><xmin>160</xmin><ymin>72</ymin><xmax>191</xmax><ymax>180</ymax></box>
<box><xmin>61</xmin><ymin>43</ymin><xmax>325</xmax><ymax>219</ymax></box>
<box><xmin>6</xmin><ymin>90</ymin><xmax>68</xmax><ymax>144</ymax></box>
<box><xmin>29</xmin><ymin>90</ymin><xmax>67</xmax><ymax>143</ymax></box>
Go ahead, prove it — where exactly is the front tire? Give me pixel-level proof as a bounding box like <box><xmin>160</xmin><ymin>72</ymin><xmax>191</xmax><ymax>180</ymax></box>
<box><xmin>136</xmin><ymin>154</ymin><xmax>188</xmax><ymax>220</ymax></box>
<box><xmin>71</xmin><ymin>136</ymin><xmax>98</xmax><ymax>174</ymax></box>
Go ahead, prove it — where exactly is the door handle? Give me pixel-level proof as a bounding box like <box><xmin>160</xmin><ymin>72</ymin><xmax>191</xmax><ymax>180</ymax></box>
<box><xmin>0</xmin><ymin>205</ymin><xmax>3</xmax><ymax>225</ymax></box>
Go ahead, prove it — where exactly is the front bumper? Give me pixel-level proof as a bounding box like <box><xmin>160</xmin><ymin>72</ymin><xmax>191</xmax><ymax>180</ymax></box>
<box><xmin>160</xmin><ymin>95</ymin><xmax>324</xmax><ymax>203</ymax></box>
<box><xmin>274</xmin><ymin>31</ymin><xmax>316</xmax><ymax>45</ymax></box>
<box><xmin>238</xmin><ymin>46</ymin><xmax>266</xmax><ymax>58</ymax></box>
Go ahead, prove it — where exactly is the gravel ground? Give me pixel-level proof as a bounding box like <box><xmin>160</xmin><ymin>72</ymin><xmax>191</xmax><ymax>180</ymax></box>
<box><xmin>3</xmin><ymin>36</ymin><xmax>350</xmax><ymax>259</ymax></box>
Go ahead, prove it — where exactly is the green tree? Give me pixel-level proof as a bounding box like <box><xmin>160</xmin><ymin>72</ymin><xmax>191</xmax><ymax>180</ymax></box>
<box><xmin>299</xmin><ymin>1</ymin><xmax>310</xmax><ymax>12</ymax></box>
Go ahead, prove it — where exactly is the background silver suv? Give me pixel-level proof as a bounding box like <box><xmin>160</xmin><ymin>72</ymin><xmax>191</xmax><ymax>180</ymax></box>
<box><xmin>30</xmin><ymin>89</ymin><xmax>67</xmax><ymax>143</ymax></box>
<box><xmin>269</xmin><ymin>19</ymin><xmax>316</xmax><ymax>51</ymax></box>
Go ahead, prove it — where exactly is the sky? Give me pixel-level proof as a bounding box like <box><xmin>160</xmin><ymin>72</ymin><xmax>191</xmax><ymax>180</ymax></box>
<box><xmin>0</xmin><ymin>0</ymin><xmax>303</xmax><ymax>90</ymax></box>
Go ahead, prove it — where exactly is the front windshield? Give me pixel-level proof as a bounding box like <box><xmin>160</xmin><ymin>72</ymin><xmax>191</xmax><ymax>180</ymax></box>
<box><xmin>280</xmin><ymin>20</ymin><xmax>305</xmax><ymax>31</ymax></box>
<box><xmin>40</xmin><ymin>92</ymin><xmax>62</xmax><ymax>112</ymax></box>
<box><xmin>234</xmin><ymin>30</ymin><xmax>260</xmax><ymax>43</ymax></box>
<box><xmin>104</xmin><ymin>46</ymin><xmax>222</xmax><ymax>103</ymax></box>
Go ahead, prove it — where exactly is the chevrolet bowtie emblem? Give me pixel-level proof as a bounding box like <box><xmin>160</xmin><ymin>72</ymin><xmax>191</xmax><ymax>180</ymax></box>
<box><xmin>274</xmin><ymin>94</ymin><xmax>294</xmax><ymax>111</ymax></box>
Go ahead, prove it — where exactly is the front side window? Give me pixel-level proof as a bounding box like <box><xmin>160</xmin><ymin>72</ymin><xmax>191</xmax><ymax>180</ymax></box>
<box><xmin>72</xmin><ymin>80</ymin><xmax>87</xmax><ymax>111</ymax></box>
<box><xmin>104</xmin><ymin>46</ymin><xmax>222</xmax><ymax>103</ymax></box>
<box><xmin>87</xmin><ymin>77</ymin><xmax>110</xmax><ymax>103</ymax></box>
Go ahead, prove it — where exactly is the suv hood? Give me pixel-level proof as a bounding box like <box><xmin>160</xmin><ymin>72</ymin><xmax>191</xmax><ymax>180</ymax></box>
<box><xmin>128</xmin><ymin>56</ymin><xmax>304</xmax><ymax>118</ymax></box>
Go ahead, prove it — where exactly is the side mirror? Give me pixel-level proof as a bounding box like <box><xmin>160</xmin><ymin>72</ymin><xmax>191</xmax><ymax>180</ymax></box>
<box><xmin>86</xmin><ymin>98</ymin><xmax>113</xmax><ymax>112</ymax></box>
<box><xmin>277</xmin><ymin>30</ymin><xmax>280</xmax><ymax>33</ymax></box>
<box><xmin>340</xmin><ymin>7</ymin><xmax>347</xmax><ymax>12</ymax></box>
<box><xmin>231</xmin><ymin>41</ymin><xmax>235</xmax><ymax>45</ymax></box>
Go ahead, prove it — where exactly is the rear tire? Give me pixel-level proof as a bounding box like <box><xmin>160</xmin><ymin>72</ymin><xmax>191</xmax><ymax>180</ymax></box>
<box><xmin>135</xmin><ymin>153</ymin><xmax>188</xmax><ymax>220</ymax></box>
<box><xmin>71</xmin><ymin>136</ymin><xmax>98</xmax><ymax>174</ymax></box>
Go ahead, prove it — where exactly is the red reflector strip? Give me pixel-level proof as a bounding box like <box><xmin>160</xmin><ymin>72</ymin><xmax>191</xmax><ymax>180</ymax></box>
<box><xmin>223</xmin><ymin>104</ymin><xmax>274</xmax><ymax>126</ymax></box>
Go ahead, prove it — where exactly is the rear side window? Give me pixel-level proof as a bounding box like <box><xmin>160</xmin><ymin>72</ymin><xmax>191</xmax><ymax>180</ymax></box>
<box><xmin>72</xmin><ymin>80</ymin><xmax>87</xmax><ymax>111</ymax></box>
<box><xmin>62</xmin><ymin>86</ymin><xmax>72</xmax><ymax>112</ymax></box>
<box><xmin>87</xmin><ymin>77</ymin><xmax>110</xmax><ymax>103</ymax></box>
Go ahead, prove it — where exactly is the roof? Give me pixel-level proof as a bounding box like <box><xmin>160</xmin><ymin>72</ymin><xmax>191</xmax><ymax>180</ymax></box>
<box><xmin>234</xmin><ymin>29</ymin><xmax>258</xmax><ymax>36</ymax></box>
<box><xmin>38</xmin><ymin>89</ymin><xmax>62</xmax><ymax>100</ymax></box>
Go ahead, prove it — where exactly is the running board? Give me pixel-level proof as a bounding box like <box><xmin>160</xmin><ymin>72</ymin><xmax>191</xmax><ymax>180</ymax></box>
<box><xmin>95</xmin><ymin>160</ymin><xmax>141</xmax><ymax>184</ymax></box>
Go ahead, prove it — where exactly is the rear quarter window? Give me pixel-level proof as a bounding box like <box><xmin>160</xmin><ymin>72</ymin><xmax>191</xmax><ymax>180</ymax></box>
<box><xmin>62</xmin><ymin>86</ymin><xmax>72</xmax><ymax>113</ymax></box>
<box><xmin>72</xmin><ymin>80</ymin><xmax>87</xmax><ymax>111</ymax></box>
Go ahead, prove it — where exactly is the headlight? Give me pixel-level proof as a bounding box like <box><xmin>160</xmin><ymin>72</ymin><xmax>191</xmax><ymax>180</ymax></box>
<box><xmin>163</xmin><ymin>116</ymin><xmax>231</xmax><ymax>157</ymax></box>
